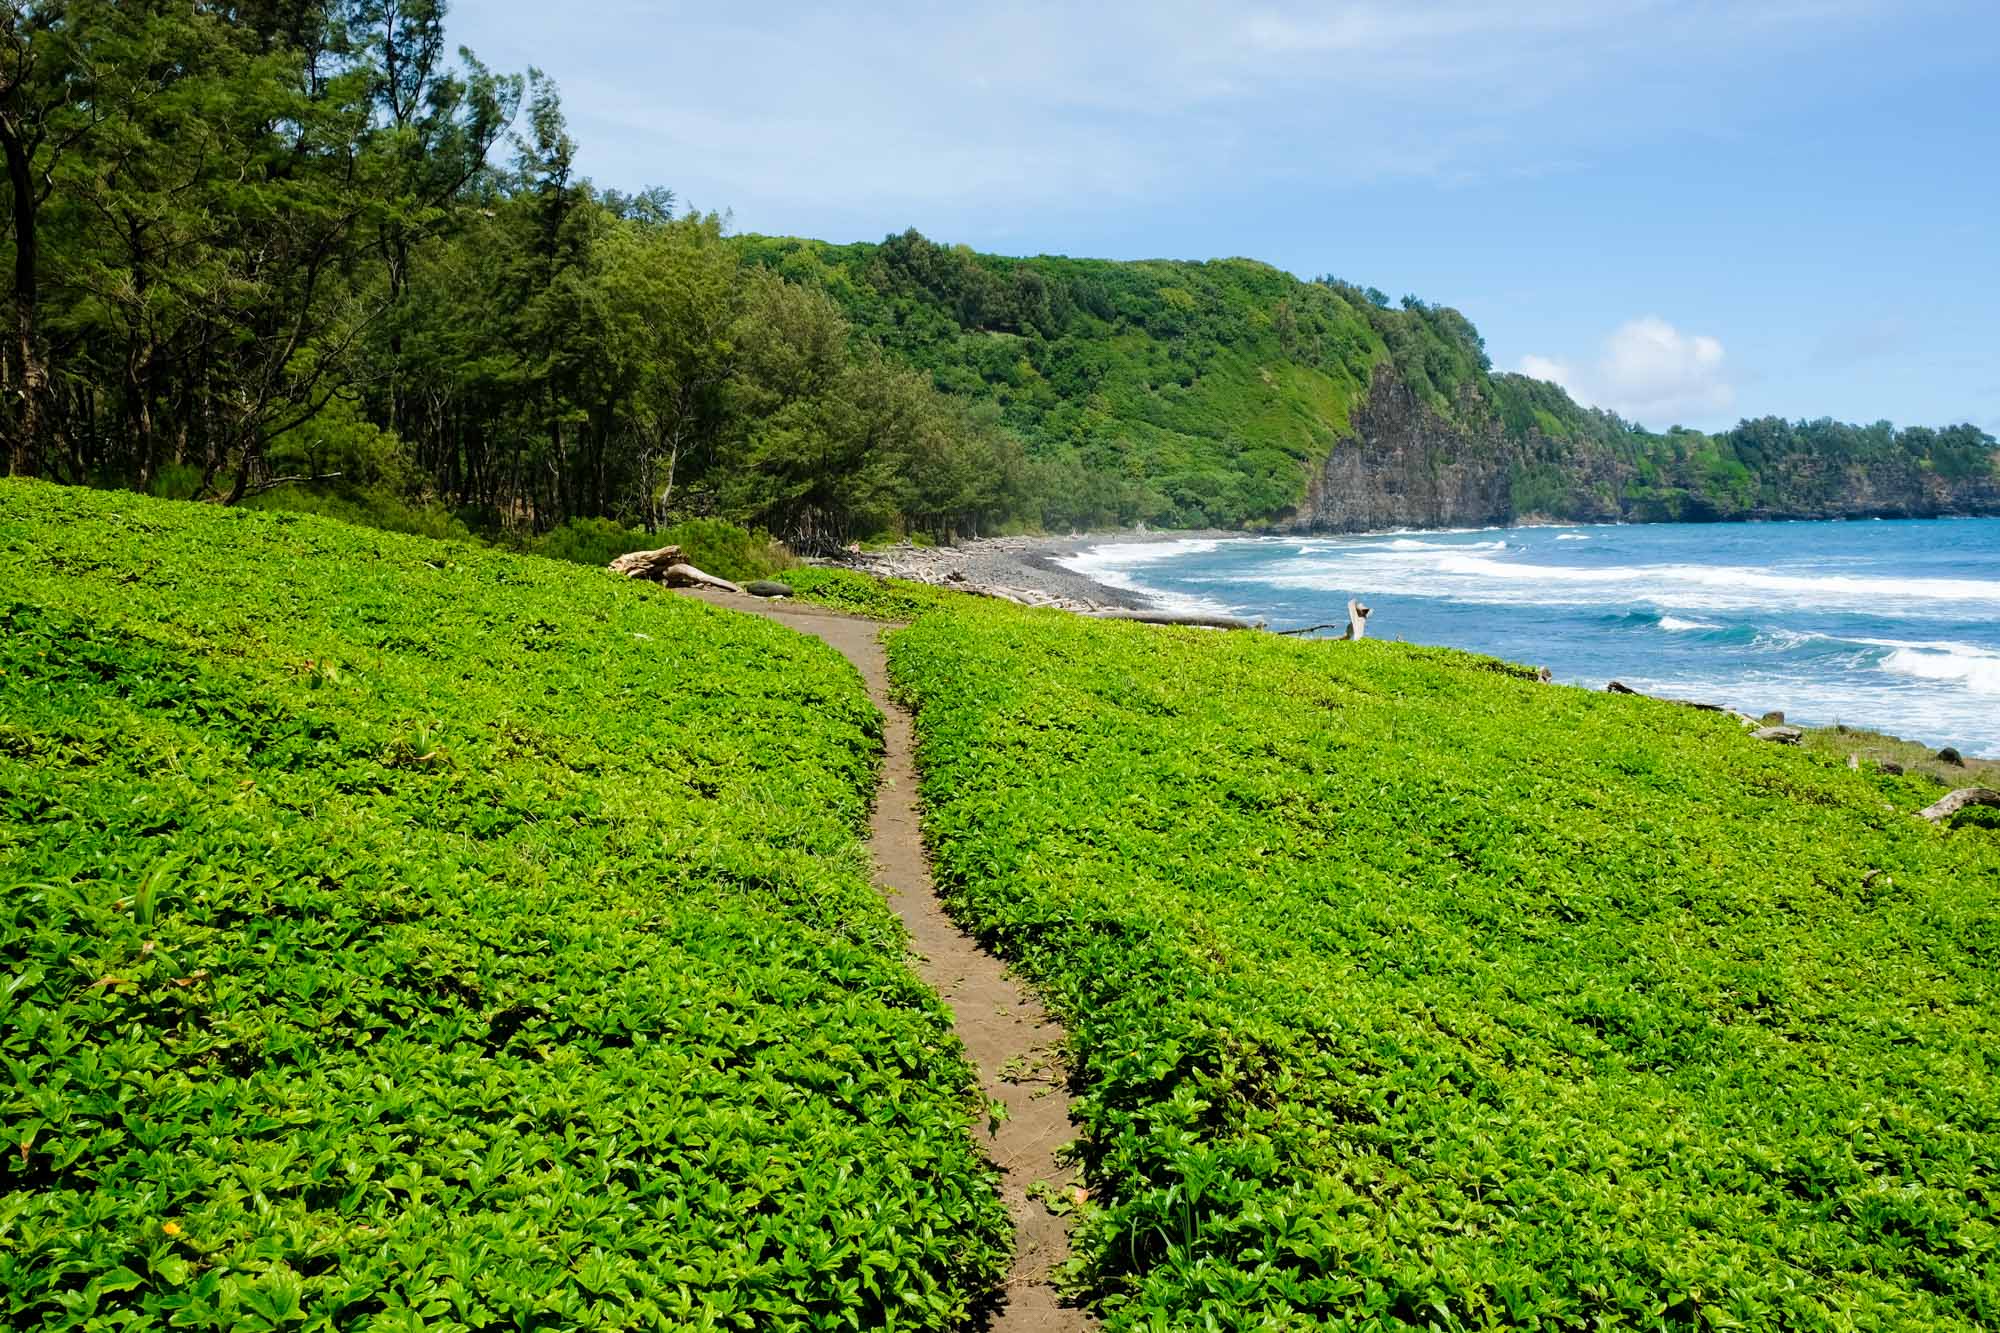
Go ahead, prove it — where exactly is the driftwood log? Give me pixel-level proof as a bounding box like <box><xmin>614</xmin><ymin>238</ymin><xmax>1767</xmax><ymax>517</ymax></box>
<box><xmin>666</xmin><ymin>563</ymin><xmax>745</xmax><ymax>594</ymax></box>
<box><xmin>1750</xmin><ymin>725</ymin><xmax>1803</xmax><ymax>745</ymax></box>
<box><xmin>607</xmin><ymin>546</ymin><xmax>745</xmax><ymax>595</ymax></box>
<box><xmin>1276</xmin><ymin>599</ymin><xmax>1374</xmax><ymax>640</ymax></box>
<box><xmin>1086</xmin><ymin>609</ymin><xmax>1266</xmax><ymax>631</ymax></box>
<box><xmin>1918</xmin><ymin>787</ymin><xmax>2000</xmax><ymax>822</ymax></box>
<box><xmin>608</xmin><ymin>545</ymin><xmax>684</xmax><ymax>579</ymax></box>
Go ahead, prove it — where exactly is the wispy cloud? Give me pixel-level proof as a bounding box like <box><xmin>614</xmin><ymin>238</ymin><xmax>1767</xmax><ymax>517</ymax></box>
<box><xmin>1810</xmin><ymin>314</ymin><xmax>1913</xmax><ymax>370</ymax></box>
<box><xmin>457</xmin><ymin>0</ymin><xmax>1912</xmax><ymax>234</ymax></box>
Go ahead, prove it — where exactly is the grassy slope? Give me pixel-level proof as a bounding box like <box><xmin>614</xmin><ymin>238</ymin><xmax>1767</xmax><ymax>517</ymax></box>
<box><xmin>0</xmin><ymin>483</ymin><xmax>1007</xmax><ymax>1331</ymax></box>
<box><xmin>822</xmin><ymin>576</ymin><xmax>1999</xmax><ymax>1330</ymax></box>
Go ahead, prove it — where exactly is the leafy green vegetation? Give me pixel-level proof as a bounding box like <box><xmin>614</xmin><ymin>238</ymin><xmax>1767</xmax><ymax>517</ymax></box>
<box><xmin>780</xmin><ymin>568</ymin><xmax>967</xmax><ymax>622</ymax></box>
<box><xmin>523</xmin><ymin>516</ymin><xmax>792</xmax><ymax>584</ymax></box>
<box><xmin>873</xmin><ymin>591</ymin><xmax>2000</xmax><ymax>1329</ymax></box>
<box><xmin>0</xmin><ymin>480</ymin><xmax>1008</xmax><ymax>1330</ymax></box>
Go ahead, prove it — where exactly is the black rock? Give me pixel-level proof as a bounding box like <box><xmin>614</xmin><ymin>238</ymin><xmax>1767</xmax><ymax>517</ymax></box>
<box><xmin>1936</xmin><ymin>746</ymin><xmax>1964</xmax><ymax>766</ymax></box>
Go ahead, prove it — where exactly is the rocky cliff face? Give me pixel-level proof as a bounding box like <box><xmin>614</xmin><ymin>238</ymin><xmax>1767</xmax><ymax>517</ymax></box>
<box><xmin>1290</xmin><ymin>368</ymin><xmax>2000</xmax><ymax>532</ymax></box>
<box><xmin>1739</xmin><ymin>455</ymin><xmax>2000</xmax><ymax>521</ymax></box>
<box><xmin>1291</xmin><ymin>376</ymin><xmax>1513</xmax><ymax>533</ymax></box>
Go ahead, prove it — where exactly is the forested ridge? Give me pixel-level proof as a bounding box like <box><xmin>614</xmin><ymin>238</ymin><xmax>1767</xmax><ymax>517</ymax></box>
<box><xmin>3</xmin><ymin>0</ymin><xmax>1994</xmax><ymax>552</ymax></box>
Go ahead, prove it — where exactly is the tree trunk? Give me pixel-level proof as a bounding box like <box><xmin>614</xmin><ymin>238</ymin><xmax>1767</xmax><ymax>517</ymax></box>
<box><xmin>2</xmin><ymin>118</ymin><xmax>43</xmax><ymax>476</ymax></box>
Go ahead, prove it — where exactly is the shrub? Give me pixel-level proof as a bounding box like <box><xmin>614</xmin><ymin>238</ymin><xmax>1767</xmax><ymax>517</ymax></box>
<box><xmin>530</xmin><ymin>516</ymin><xmax>792</xmax><ymax>584</ymax></box>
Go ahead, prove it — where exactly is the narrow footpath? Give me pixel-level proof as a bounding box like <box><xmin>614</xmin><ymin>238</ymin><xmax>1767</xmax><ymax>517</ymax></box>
<box><xmin>682</xmin><ymin>590</ymin><xmax>1092</xmax><ymax>1332</ymax></box>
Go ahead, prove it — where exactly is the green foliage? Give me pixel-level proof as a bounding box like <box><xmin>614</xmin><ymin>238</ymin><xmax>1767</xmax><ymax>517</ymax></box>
<box><xmin>527</xmin><ymin>516</ymin><xmax>792</xmax><ymax>584</ymax></box>
<box><xmin>879</xmin><ymin>596</ymin><xmax>2000</xmax><ymax>1330</ymax></box>
<box><xmin>243</xmin><ymin>485</ymin><xmax>475</xmax><ymax>544</ymax></box>
<box><xmin>0</xmin><ymin>480</ymin><xmax>1008</xmax><ymax>1331</ymax></box>
<box><xmin>736</xmin><ymin>235</ymin><xmax>1401</xmax><ymax>529</ymax></box>
<box><xmin>783</xmin><ymin>568</ymin><xmax>972</xmax><ymax>621</ymax></box>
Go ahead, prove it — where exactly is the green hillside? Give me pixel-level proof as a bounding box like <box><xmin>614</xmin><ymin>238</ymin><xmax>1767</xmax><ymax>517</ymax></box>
<box><xmin>0</xmin><ymin>481</ymin><xmax>1007</xmax><ymax>1330</ymax></box>
<box><xmin>738</xmin><ymin>232</ymin><xmax>1492</xmax><ymax>527</ymax></box>
<box><xmin>738</xmin><ymin>231</ymin><xmax>2000</xmax><ymax>531</ymax></box>
<box><xmin>788</xmin><ymin>568</ymin><xmax>2000</xmax><ymax>1330</ymax></box>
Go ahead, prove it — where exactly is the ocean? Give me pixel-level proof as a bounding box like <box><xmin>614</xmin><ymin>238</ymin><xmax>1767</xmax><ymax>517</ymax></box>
<box><xmin>1057</xmin><ymin>517</ymin><xmax>2000</xmax><ymax>754</ymax></box>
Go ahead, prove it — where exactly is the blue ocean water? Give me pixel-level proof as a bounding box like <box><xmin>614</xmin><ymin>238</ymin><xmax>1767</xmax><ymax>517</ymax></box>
<box><xmin>1058</xmin><ymin>518</ymin><xmax>2000</xmax><ymax>754</ymax></box>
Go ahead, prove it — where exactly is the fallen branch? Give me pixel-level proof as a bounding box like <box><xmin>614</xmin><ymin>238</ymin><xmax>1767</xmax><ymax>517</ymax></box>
<box><xmin>665</xmin><ymin>562</ymin><xmax>745</xmax><ymax>595</ymax></box>
<box><xmin>1087</xmin><ymin>609</ymin><xmax>1266</xmax><ymax>631</ymax></box>
<box><xmin>609</xmin><ymin>545</ymin><xmax>685</xmax><ymax>580</ymax></box>
<box><xmin>1917</xmin><ymin>787</ymin><xmax>2000</xmax><ymax>822</ymax></box>
<box><xmin>608</xmin><ymin>546</ymin><xmax>745</xmax><ymax>594</ymax></box>
<box><xmin>243</xmin><ymin>471</ymin><xmax>343</xmax><ymax>497</ymax></box>
<box><xmin>1274</xmin><ymin>599</ymin><xmax>1372</xmax><ymax>640</ymax></box>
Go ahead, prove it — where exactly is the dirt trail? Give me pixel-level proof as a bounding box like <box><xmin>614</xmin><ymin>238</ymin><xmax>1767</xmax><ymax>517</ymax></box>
<box><xmin>682</xmin><ymin>590</ymin><xmax>1091</xmax><ymax>1331</ymax></box>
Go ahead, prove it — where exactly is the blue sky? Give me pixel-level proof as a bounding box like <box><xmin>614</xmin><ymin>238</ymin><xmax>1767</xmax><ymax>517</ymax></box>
<box><xmin>449</xmin><ymin>1</ymin><xmax>1998</xmax><ymax>434</ymax></box>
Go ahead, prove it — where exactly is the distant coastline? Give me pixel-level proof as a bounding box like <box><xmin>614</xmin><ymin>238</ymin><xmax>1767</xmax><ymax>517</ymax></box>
<box><xmin>841</xmin><ymin>517</ymin><xmax>2000</xmax><ymax>762</ymax></box>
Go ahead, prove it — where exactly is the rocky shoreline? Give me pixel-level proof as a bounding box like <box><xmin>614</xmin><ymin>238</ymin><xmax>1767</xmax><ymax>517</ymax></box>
<box><xmin>827</xmin><ymin>533</ymin><xmax>1171</xmax><ymax>612</ymax></box>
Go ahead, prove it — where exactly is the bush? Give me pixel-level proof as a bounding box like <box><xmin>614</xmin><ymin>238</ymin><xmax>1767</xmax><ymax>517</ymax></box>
<box><xmin>243</xmin><ymin>484</ymin><xmax>475</xmax><ymax>543</ymax></box>
<box><xmin>530</xmin><ymin>516</ymin><xmax>792</xmax><ymax>584</ymax></box>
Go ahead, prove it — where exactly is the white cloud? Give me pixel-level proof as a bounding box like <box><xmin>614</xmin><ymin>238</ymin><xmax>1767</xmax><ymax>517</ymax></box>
<box><xmin>1519</xmin><ymin>316</ymin><xmax>1735</xmax><ymax>425</ymax></box>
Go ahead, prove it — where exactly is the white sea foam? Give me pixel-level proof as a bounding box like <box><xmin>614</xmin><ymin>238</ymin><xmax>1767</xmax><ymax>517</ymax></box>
<box><xmin>1556</xmin><ymin>532</ymin><xmax>1591</xmax><ymax>540</ymax></box>
<box><xmin>1383</xmin><ymin>538</ymin><xmax>1508</xmax><ymax>552</ymax></box>
<box><xmin>1848</xmin><ymin>636</ymin><xmax>2000</xmax><ymax>657</ymax></box>
<box><xmin>1244</xmin><ymin>550</ymin><xmax>2000</xmax><ymax>618</ymax></box>
<box><xmin>1054</xmin><ymin>539</ymin><xmax>1239</xmax><ymax>617</ymax></box>
<box><xmin>1658</xmin><ymin>616</ymin><xmax>1721</xmax><ymax>631</ymax></box>
<box><xmin>1605</xmin><ymin>672</ymin><xmax>1985</xmax><ymax>746</ymax></box>
<box><xmin>1433</xmin><ymin>556</ymin><xmax>2000</xmax><ymax>602</ymax></box>
<box><xmin>1881</xmin><ymin>647</ymin><xmax>2000</xmax><ymax>694</ymax></box>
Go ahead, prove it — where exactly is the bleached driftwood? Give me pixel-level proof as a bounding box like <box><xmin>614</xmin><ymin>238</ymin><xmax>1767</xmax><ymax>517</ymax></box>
<box><xmin>1750</xmin><ymin>725</ymin><xmax>1802</xmax><ymax>745</ymax></box>
<box><xmin>1087</xmin><ymin>609</ymin><xmax>1266</xmax><ymax>631</ymax></box>
<box><xmin>665</xmin><ymin>563</ymin><xmax>745</xmax><ymax>595</ymax></box>
<box><xmin>1918</xmin><ymin>787</ymin><xmax>2000</xmax><ymax>822</ymax></box>
<box><xmin>1275</xmin><ymin>599</ymin><xmax>1374</xmax><ymax>640</ymax></box>
<box><xmin>1344</xmin><ymin>599</ymin><xmax>1371</xmax><ymax>641</ymax></box>
<box><xmin>608</xmin><ymin>545</ymin><xmax>684</xmax><ymax>579</ymax></box>
<box><xmin>608</xmin><ymin>546</ymin><xmax>745</xmax><ymax>595</ymax></box>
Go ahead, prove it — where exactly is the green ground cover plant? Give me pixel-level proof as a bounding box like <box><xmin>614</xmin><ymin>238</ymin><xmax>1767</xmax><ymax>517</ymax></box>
<box><xmin>879</xmin><ymin>593</ymin><xmax>2000</xmax><ymax>1329</ymax></box>
<box><xmin>0</xmin><ymin>481</ymin><xmax>1007</xmax><ymax>1331</ymax></box>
